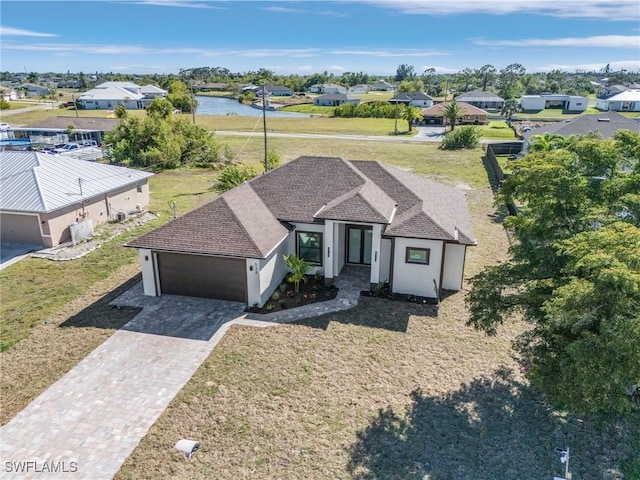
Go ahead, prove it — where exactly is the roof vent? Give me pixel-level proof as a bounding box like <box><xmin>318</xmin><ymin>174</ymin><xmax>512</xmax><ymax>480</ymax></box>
<box><xmin>597</xmin><ymin>118</ymin><xmax>610</xmax><ymax>122</ymax></box>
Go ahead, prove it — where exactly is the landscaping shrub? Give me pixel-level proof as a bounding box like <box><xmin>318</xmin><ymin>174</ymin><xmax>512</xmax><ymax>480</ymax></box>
<box><xmin>217</xmin><ymin>163</ymin><xmax>257</xmax><ymax>191</ymax></box>
<box><xmin>441</xmin><ymin>126</ymin><xmax>480</xmax><ymax>150</ymax></box>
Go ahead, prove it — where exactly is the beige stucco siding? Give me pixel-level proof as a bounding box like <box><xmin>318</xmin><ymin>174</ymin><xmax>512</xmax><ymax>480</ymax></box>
<box><xmin>40</xmin><ymin>180</ymin><xmax>150</xmax><ymax>247</ymax></box>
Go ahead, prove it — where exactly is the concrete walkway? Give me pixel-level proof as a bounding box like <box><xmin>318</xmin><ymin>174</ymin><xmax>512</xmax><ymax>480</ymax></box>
<box><xmin>0</xmin><ymin>269</ymin><xmax>368</xmax><ymax>479</ymax></box>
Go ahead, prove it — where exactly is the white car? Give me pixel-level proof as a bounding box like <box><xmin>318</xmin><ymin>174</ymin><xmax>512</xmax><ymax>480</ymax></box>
<box><xmin>53</xmin><ymin>143</ymin><xmax>81</xmax><ymax>153</ymax></box>
<box><xmin>0</xmin><ymin>123</ymin><xmax>10</xmax><ymax>131</ymax></box>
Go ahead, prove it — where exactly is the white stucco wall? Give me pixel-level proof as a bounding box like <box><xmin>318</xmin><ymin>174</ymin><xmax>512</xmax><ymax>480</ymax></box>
<box><xmin>337</xmin><ymin>223</ymin><xmax>346</xmax><ymax>274</ymax></box>
<box><xmin>442</xmin><ymin>243</ymin><xmax>466</xmax><ymax>291</ymax></box>
<box><xmin>566</xmin><ymin>96</ymin><xmax>588</xmax><ymax>112</ymax></box>
<box><xmin>379</xmin><ymin>238</ymin><xmax>392</xmax><ymax>284</ymax></box>
<box><xmin>258</xmin><ymin>237</ymin><xmax>291</xmax><ymax>306</ymax></box>
<box><xmin>392</xmin><ymin>238</ymin><xmax>443</xmax><ymax>298</ymax></box>
<box><xmin>139</xmin><ymin>249</ymin><xmax>157</xmax><ymax>296</ymax></box>
<box><xmin>520</xmin><ymin>96</ymin><xmax>546</xmax><ymax>110</ymax></box>
<box><xmin>246</xmin><ymin>258</ymin><xmax>261</xmax><ymax>307</ymax></box>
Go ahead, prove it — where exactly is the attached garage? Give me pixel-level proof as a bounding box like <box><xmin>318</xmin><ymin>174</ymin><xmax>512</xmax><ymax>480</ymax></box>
<box><xmin>0</xmin><ymin>212</ymin><xmax>43</xmax><ymax>245</ymax></box>
<box><xmin>156</xmin><ymin>252</ymin><xmax>247</xmax><ymax>302</ymax></box>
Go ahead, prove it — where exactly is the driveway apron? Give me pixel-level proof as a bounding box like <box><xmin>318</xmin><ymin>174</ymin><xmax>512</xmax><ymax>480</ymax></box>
<box><xmin>0</xmin><ymin>292</ymin><xmax>246</xmax><ymax>479</ymax></box>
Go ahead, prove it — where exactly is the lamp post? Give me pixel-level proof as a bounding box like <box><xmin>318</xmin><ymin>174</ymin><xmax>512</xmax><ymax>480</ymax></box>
<box><xmin>262</xmin><ymin>83</ymin><xmax>268</xmax><ymax>171</ymax></box>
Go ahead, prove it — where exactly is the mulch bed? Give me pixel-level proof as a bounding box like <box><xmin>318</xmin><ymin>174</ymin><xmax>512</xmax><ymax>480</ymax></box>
<box><xmin>245</xmin><ymin>274</ymin><xmax>339</xmax><ymax>314</ymax></box>
<box><xmin>360</xmin><ymin>283</ymin><xmax>439</xmax><ymax>305</ymax></box>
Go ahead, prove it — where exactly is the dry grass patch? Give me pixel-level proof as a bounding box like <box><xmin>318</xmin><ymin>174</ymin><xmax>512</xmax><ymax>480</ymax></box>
<box><xmin>0</xmin><ymin>263</ymin><xmax>141</xmax><ymax>425</ymax></box>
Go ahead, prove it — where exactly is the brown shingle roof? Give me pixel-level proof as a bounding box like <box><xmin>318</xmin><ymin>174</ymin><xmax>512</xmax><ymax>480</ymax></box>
<box><xmin>126</xmin><ymin>183</ymin><xmax>288</xmax><ymax>258</ymax></box>
<box><xmin>127</xmin><ymin>156</ymin><xmax>476</xmax><ymax>258</ymax></box>
<box><xmin>420</xmin><ymin>101</ymin><xmax>488</xmax><ymax>117</ymax></box>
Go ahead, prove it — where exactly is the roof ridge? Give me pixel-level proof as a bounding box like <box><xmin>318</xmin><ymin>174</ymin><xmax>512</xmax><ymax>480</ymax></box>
<box><xmin>221</xmin><ymin>184</ymin><xmax>272</xmax><ymax>257</ymax></box>
<box><xmin>31</xmin><ymin>155</ymin><xmax>48</xmax><ymax>211</ymax></box>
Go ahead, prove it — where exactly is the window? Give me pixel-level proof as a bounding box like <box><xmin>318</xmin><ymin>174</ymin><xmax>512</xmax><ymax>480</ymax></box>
<box><xmin>136</xmin><ymin>181</ymin><xmax>142</xmax><ymax>193</ymax></box>
<box><xmin>405</xmin><ymin>247</ymin><xmax>430</xmax><ymax>265</ymax></box>
<box><xmin>297</xmin><ymin>231</ymin><xmax>322</xmax><ymax>265</ymax></box>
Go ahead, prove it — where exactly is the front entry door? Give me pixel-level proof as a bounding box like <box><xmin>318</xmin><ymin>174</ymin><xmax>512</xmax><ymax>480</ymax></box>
<box><xmin>347</xmin><ymin>226</ymin><xmax>372</xmax><ymax>265</ymax></box>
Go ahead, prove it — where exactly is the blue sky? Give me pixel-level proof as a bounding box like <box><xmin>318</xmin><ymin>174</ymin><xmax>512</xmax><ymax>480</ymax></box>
<box><xmin>1</xmin><ymin>0</ymin><xmax>639</xmax><ymax>76</ymax></box>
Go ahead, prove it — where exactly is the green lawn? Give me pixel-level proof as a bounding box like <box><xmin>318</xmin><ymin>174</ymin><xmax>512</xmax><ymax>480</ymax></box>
<box><xmin>476</xmin><ymin>121</ymin><xmax>517</xmax><ymax>139</ymax></box>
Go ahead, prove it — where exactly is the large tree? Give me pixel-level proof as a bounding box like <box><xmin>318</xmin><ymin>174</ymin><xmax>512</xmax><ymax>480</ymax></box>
<box><xmin>466</xmin><ymin>131</ymin><xmax>640</xmax><ymax>415</ymax></box>
<box><xmin>497</xmin><ymin>63</ymin><xmax>526</xmax><ymax>99</ymax></box>
<box><xmin>401</xmin><ymin>104</ymin><xmax>422</xmax><ymax>132</ymax></box>
<box><xmin>104</xmin><ymin>98</ymin><xmax>220</xmax><ymax>169</ymax></box>
<box><xmin>476</xmin><ymin>64</ymin><xmax>496</xmax><ymax>91</ymax></box>
<box><xmin>500</xmin><ymin>98</ymin><xmax>520</xmax><ymax>126</ymax></box>
<box><xmin>395</xmin><ymin>64</ymin><xmax>416</xmax><ymax>82</ymax></box>
<box><xmin>167</xmin><ymin>80</ymin><xmax>196</xmax><ymax>113</ymax></box>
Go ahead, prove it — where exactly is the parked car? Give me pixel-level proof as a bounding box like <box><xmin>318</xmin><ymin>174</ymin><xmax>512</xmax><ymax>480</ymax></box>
<box><xmin>0</xmin><ymin>122</ymin><xmax>11</xmax><ymax>131</ymax></box>
<box><xmin>61</xmin><ymin>101</ymin><xmax>76</xmax><ymax>108</ymax></box>
<box><xmin>53</xmin><ymin>143</ymin><xmax>81</xmax><ymax>153</ymax></box>
<box><xmin>79</xmin><ymin>140</ymin><xmax>98</xmax><ymax>147</ymax></box>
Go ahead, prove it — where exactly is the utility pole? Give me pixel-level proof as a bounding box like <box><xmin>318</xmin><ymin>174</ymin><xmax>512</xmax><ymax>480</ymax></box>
<box><xmin>71</xmin><ymin>93</ymin><xmax>79</xmax><ymax>118</ymax></box>
<box><xmin>394</xmin><ymin>84</ymin><xmax>399</xmax><ymax>135</ymax></box>
<box><xmin>262</xmin><ymin>84</ymin><xmax>268</xmax><ymax>171</ymax></box>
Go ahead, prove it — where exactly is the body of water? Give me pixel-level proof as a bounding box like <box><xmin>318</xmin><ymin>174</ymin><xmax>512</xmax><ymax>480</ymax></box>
<box><xmin>195</xmin><ymin>96</ymin><xmax>311</xmax><ymax>118</ymax></box>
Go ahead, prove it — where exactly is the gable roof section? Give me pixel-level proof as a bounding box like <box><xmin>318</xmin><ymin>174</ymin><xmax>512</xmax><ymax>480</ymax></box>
<box><xmin>391</xmin><ymin>92</ymin><xmax>433</xmax><ymax>102</ymax></box>
<box><xmin>127</xmin><ymin>183</ymin><xmax>288</xmax><ymax>258</ymax></box>
<box><xmin>420</xmin><ymin>101</ymin><xmax>488</xmax><ymax>117</ymax></box>
<box><xmin>79</xmin><ymin>85</ymin><xmax>144</xmax><ymax>101</ymax></box>
<box><xmin>315</xmin><ymin>180</ymin><xmax>396</xmax><ymax>224</ymax></box>
<box><xmin>0</xmin><ymin>151</ymin><xmax>153</xmax><ymax>213</ymax></box>
<box><xmin>523</xmin><ymin>112</ymin><xmax>640</xmax><ymax>142</ymax></box>
<box><xmin>606</xmin><ymin>89</ymin><xmax>640</xmax><ymax>102</ymax></box>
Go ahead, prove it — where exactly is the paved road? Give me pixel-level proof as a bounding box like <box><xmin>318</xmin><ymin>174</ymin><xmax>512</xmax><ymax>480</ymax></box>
<box><xmin>0</xmin><ymin>102</ymin><xmax>55</xmax><ymax>118</ymax></box>
<box><xmin>216</xmin><ymin>125</ymin><xmax>446</xmax><ymax>143</ymax></box>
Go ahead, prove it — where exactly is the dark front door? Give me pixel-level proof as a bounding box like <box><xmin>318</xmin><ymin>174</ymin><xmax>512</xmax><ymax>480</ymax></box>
<box><xmin>347</xmin><ymin>225</ymin><xmax>372</xmax><ymax>265</ymax></box>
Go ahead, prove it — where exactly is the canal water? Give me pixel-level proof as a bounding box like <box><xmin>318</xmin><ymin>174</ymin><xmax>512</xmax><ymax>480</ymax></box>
<box><xmin>195</xmin><ymin>96</ymin><xmax>310</xmax><ymax>118</ymax></box>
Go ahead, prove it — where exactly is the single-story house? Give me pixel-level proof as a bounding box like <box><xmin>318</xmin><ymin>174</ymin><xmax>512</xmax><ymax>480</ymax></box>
<box><xmin>389</xmin><ymin>92</ymin><xmax>434</xmax><ymax>108</ymax></box>
<box><xmin>12</xmin><ymin>117</ymin><xmax>119</xmax><ymax>146</ymax></box>
<box><xmin>309</xmin><ymin>83</ymin><xmax>347</xmax><ymax>95</ymax></box>
<box><xmin>420</xmin><ymin>102</ymin><xmax>488</xmax><ymax>126</ymax></box>
<box><xmin>78</xmin><ymin>81</ymin><xmax>167</xmax><ymax>110</ymax></box>
<box><xmin>348</xmin><ymin>84</ymin><xmax>371</xmax><ymax>94</ymax></box>
<box><xmin>595</xmin><ymin>89</ymin><xmax>640</xmax><ymax>112</ymax></box>
<box><xmin>520</xmin><ymin>94</ymin><xmax>588</xmax><ymax>112</ymax></box>
<box><xmin>196</xmin><ymin>82</ymin><xmax>228</xmax><ymax>91</ymax></box>
<box><xmin>522</xmin><ymin>111</ymin><xmax>640</xmax><ymax>150</ymax></box>
<box><xmin>372</xmin><ymin>80</ymin><xmax>395</xmax><ymax>91</ymax></box>
<box><xmin>313</xmin><ymin>94</ymin><xmax>361</xmax><ymax>106</ymax></box>
<box><xmin>255</xmin><ymin>84</ymin><xmax>294</xmax><ymax>97</ymax></box>
<box><xmin>127</xmin><ymin>156</ymin><xmax>476</xmax><ymax>306</ymax></box>
<box><xmin>0</xmin><ymin>151</ymin><xmax>153</xmax><ymax>247</ymax></box>
<box><xmin>454</xmin><ymin>91</ymin><xmax>505</xmax><ymax>110</ymax></box>
<box><xmin>0</xmin><ymin>88</ymin><xmax>20</xmax><ymax>101</ymax></box>
<box><xmin>597</xmin><ymin>84</ymin><xmax>628</xmax><ymax>98</ymax></box>
<box><xmin>57</xmin><ymin>80</ymin><xmax>81</xmax><ymax>89</ymax></box>
<box><xmin>18</xmin><ymin>83</ymin><xmax>50</xmax><ymax>97</ymax></box>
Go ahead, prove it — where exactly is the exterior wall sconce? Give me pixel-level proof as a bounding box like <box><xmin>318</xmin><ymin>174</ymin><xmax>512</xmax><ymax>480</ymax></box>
<box><xmin>327</xmin><ymin>247</ymin><xmax>331</xmax><ymax>257</ymax></box>
<box><xmin>374</xmin><ymin>251</ymin><xmax>378</xmax><ymax>262</ymax></box>
<box><xmin>144</xmin><ymin>255</ymin><xmax>149</xmax><ymax>261</ymax></box>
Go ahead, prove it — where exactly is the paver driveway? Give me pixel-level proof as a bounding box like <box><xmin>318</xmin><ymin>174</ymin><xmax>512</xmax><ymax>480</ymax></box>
<box><xmin>0</xmin><ymin>291</ymin><xmax>248</xmax><ymax>479</ymax></box>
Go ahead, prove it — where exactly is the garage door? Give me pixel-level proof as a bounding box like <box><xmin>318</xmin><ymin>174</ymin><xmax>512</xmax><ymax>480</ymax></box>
<box><xmin>157</xmin><ymin>252</ymin><xmax>247</xmax><ymax>302</ymax></box>
<box><xmin>0</xmin><ymin>213</ymin><xmax>43</xmax><ymax>245</ymax></box>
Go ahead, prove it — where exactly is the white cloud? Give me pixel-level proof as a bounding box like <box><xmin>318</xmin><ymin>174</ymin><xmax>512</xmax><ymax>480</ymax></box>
<box><xmin>355</xmin><ymin>0</ymin><xmax>639</xmax><ymax>21</ymax></box>
<box><xmin>234</xmin><ymin>48</ymin><xmax>320</xmax><ymax>58</ymax></box>
<box><xmin>419</xmin><ymin>65</ymin><xmax>459</xmax><ymax>74</ymax></box>
<box><xmin>474</xmin><ymin>35</ymin><xmax>640</xmax><ymax>48</ymax></box>
<box><xmin>298</xmin><ymin>65</ymin><xmax>314</xmax><ymax>72</ymax></box>
<box><xmin>0</xmin><ymin>26</ymin><xmax>57</xmax><ymax>37</ymax></box>
<box><xmin>328</xmin><ymin>65</ymin><xmax>346</xmax><ymax>71</ymax></box>
<box><xmin>328</xmin><ymin>49</ymin><xmax>449</xmax><ymax>57</ymax></box>
<box><xmin>260</xmin><ymin>5</ymin><xmax>345</xmax><ymax>16</ymax></box>
<box><xmin>134</xmin><ymin>0</ymin><xmax>226</xmax><ymax>9</ymax></box>
<box><xmin>110</xmin><ymin>64</ymin><xmax>168</xmax><ymax>72</ymax></box>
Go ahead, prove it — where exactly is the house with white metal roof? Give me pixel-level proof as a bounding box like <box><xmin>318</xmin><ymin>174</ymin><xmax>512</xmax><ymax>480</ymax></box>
<box><xmin>78</xmin><ymin>82</ymin><xmax>167</xmax><ymax>110</ymax></box>
<box><xmin>0</xmin><ymin>151</ymin><xmax>153</xmax><ymax>247</ymax></box>
<box><xmin>595</xmin><ymin>89</ymin><xmax>640</xmax><ymax>112</ymax></box>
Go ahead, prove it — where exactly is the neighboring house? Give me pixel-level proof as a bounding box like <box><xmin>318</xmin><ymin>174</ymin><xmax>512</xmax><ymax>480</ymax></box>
<box><xmin>522</xmin><ymin>111</ymin><xmax>640</xmax><ymax>150</ymax></box>
<box><xmin>0</xmin><ymin>151</ymin><xmax>153</xmax><ymax>247</ymax></box>
<box><xmin>313</xmin><ymin>94</ymin><xmax>361</xmax><ymax>106</ymax></box>
<box><xmin>420</xmin><ymin>102</ymin><xmax>488</xmax><ymax>126</ymax></box>
<box><xmin>78</xmin><ymin>81</ymin><xmax>167</xmax><ymax>110</ymax></box>
<box><xmin>348</xmin><ymin>84</ymin><xmax>371</xmax><ymax>94</ymax></box>
<box><xmin>520</xmin><ymin>94</ymin><xmax>588</xmax><ymax>112</ymax></box>
<box><xmin>13</xmin><ymin>117</ymin><xmax>119</xmax><ymax>146</ymax></box>
<box><xmin>0</xmin><ymin>88</ymin><xmax>19</xmax><ymax>101</ymax></box>
<box><xmin>595</xmin><ymin>89</ymin><xmax>640</xmax><ymax>112</ymax></box>
<box><xmin>389</xmin><ymin>92</ymin><xmax>434</xmax><ymax>108</ymax></box>
<box><xmin>597</xmin><ymin>84</ymin><xmax>628</xmax><ymax>98</ymax></box>
<box><xmin>127</xmin><ymin>156</ymin><xmax>476</xmax><ymax>306</ymax></box>
<box><xmin>18</xmin><ymin>83</ymin><xmax>50</xmax><ymax>97</ymax></box>
<box><xmin>309</xmin><ymin>83</ymin><xmax>347</xmax><ymax>94</ymax></box>
<box><xmin>255</xmin><ymin>84</ymin><xmax>294</xmax><ymax>97</ymax></box>
<box><xmin>372</xmin><ymin>80</ymin><xmax>395</xmax><ymax>91</ymax></box>
<box><xmin>454</xmin><ymin>90</ymin><xmax>505</xmax><ymax>110</ymax></box>
<box><xmin>57</xmin><ymin>80</ymin><xmax>81</xmax><ymax>89</ymax></box>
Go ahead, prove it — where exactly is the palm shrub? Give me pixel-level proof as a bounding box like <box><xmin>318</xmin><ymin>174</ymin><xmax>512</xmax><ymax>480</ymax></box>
<box><xmin>441</xmin><ymin>126</ymin><xmax>480</xmax><ymax>150</ymax></box>
<box><xmin>283</xmin><ymin>254</ymin><xmax>311</xmax><ymax>293</ymax></box>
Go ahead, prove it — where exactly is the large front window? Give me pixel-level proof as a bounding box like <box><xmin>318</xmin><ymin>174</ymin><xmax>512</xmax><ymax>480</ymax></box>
<box><xmin>297</xmin><ymin>231</ymin><xmax>322</xmax><ymax>265</ymax></box>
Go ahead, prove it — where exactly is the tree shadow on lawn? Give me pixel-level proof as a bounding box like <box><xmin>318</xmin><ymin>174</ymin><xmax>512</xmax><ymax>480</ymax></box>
<box><xmin>59</xmin><ymin>273</ymin><xmax>142</xmax><ymax>330</ymax></box>
<box><xmin>348</xmin><ymin>367</ymin><xmax>637</xmax><ymax>480</ymax></box>
<box><xmin>293</xmin><ymin>296</ymin><xmax>436</xmax><ymax>333</ymax></box>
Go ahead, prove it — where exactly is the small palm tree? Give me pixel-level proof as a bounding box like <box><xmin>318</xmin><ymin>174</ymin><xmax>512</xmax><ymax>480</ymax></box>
<box><xmin>283</xmin><ymin>254</ymin><xmax>311</xmax><ymax>293</ymax></box>
<box><xmin>443</xmin><ymin>101</ymin><xmax>462</xmax><ymax>131</ymax></box>
<box><xmin>501</xmin><ymin>99</ymin><xmax>521</xmax><ymax>126</ymax></box>
<box><xmin>402</xmin><ymin>104</ymin><xmax>423</xmax><ymax>132</ymax></box>
<box><xmin>529</xmin><ymin>132</ymin><xmax>567</xmax><ymax>152</ymax></box>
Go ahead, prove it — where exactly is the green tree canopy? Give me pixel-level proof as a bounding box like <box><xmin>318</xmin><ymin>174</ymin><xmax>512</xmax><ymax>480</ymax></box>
<box><xmin>167</xmin><ymin>80</ymin><xmax>196</xmax><ymax>113</ymax></box>
<box><xmin>442</xmin><ymin>101</ymin><xmax>462</xmax><ymax>131</ymax></box>
<box><xmin>466</xmin><ymin>131</ymin><xmax>640</xmax><ymax>415</ymax></box>
<box><xmin>104</xmin><ymin>104</ymin><xmax>220</xmax><ymax>170</ymax></box>
<box><xmin>401</xmin><ymin>104</ymin><xmax>422</xmax><ymax>132</ymax></box>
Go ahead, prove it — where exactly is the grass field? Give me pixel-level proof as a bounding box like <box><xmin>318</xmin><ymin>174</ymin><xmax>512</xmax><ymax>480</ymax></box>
<box><xmin>476</xmin><ymin>121</ymin><xmax>517</xmax><ymax>139</ymax></box>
